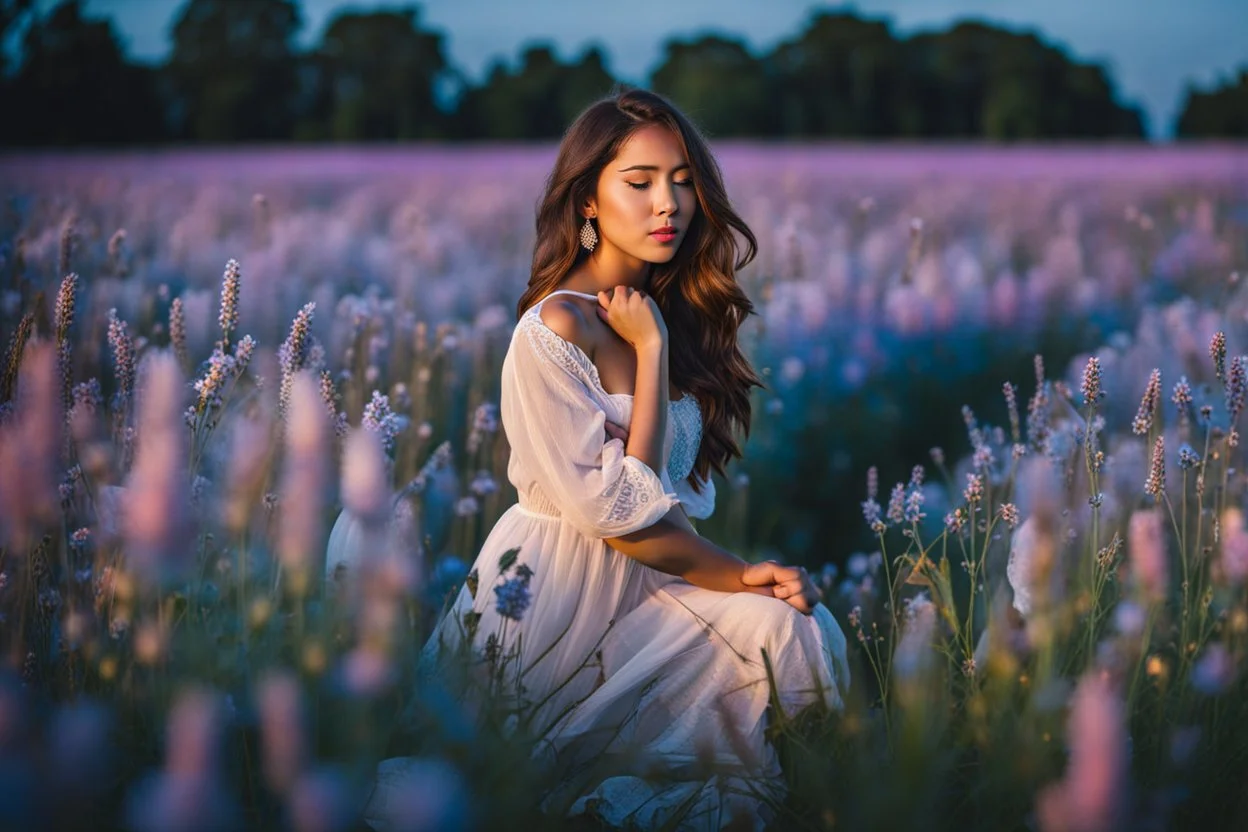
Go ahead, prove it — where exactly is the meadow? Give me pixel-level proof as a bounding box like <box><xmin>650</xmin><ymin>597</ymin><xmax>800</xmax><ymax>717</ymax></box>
<box><xmin>1</xmin><ymin>144</ymin><xmax>1247</xmax><ymax>830</ymax></box>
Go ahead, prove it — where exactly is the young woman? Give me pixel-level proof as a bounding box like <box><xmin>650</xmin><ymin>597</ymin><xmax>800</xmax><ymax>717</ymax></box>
<box><xmin>367</xmin><ymin>88</ymin><xmax>850</xmax><ymax>830</ymax></box>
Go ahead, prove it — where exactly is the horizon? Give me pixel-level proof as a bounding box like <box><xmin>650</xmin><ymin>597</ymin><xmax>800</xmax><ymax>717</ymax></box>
<box><xmin>23</xmin><ymin>0</ymin><xmax>1248</xmax><ymax>140</ymax></box>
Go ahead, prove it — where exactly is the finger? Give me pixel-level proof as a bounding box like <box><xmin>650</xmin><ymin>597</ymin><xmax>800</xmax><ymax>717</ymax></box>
<box><xmin>740</xmin><ymin>560</ymin><xmax>780</xmax><ymax>586</ymax></box>
<box><xmin>787</xmin><ymin>596</ymin><xmax>814</xmax><ymax>615</ymax></box>
<box><xmin>769</xmin><ymin>564</ymin><xmax>803</xmax><ymax>584</ymax></box>
<box><xmin>775</xmin><ymin>578</ymin><xmax>807</xmax><ymax>599</ymax></box>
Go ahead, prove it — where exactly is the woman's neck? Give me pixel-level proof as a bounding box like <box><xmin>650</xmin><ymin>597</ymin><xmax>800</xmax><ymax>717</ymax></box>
<box><xmin>560</xmin><ymin>245</ymin><xmax>653</xmax><ymax>294</ymax></box>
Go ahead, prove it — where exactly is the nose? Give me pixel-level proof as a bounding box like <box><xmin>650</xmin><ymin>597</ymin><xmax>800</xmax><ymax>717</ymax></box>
<box><xmin>656</xmin><ymin>182</ymin><xmax>678</xmax><ymax>218</ymax></box>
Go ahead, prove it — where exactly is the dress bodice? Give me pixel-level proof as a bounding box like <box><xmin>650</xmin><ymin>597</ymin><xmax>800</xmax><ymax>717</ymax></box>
<box><xmin>523</xmin><ymin>289</ymin><xmax>704</xmax><ymax>488</ymax></box>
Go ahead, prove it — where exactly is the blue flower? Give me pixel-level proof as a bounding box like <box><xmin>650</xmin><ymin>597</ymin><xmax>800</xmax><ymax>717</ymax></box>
<box><xmin>494</xmin><ymin>577</ymin><xmax>531</xmax><ymax>621</ymax></box>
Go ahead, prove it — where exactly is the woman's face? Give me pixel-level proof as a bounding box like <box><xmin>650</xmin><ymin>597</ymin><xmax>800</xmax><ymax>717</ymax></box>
<box><xmin>586</xmin><ymin>123</ymin><xmax>698</xmax><ymax>267</ymax></box>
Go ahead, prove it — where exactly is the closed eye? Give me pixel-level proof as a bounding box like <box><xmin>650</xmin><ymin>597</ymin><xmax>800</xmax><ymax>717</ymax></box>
<box><xmin>627</xmin><ymin>180</ymin><xmax>695</xmax><ymax>190</ymax></box>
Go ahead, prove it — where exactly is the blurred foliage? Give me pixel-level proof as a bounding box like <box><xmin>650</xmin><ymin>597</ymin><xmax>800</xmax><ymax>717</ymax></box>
<box><xmin>1177</xmin><ymin>68</ymin><xmax>1248</xmax><ymax>138</ymax></box>
<box><xmin>453</xmin><ymin>44</ymin><xmax>615</xmax><ymax>140</ymax></box>
<box><xmin>4</xmin><ymin>1</ymin><xmax>1242</xmax><ymax>144</ymax></box>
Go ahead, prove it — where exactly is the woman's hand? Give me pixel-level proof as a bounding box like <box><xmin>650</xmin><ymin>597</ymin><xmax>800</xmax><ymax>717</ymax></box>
<box><xmin>596</xmin><ymin>285</ymin><xmax>667</xmax><ymax>352</ymax></box>
<box><xmin>740</xmin><ymin>560</ymin><xmax>822</xmax><ymax>615</ymax></box>
<box><xmin>605</xmin><ymin>420</ymin><xmax>629</xmax><ymax>444</ymax></box>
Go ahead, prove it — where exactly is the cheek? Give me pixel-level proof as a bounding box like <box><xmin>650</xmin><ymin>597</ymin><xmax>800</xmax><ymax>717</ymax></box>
<box><xmin>680</xmin><ymin>189</ymin><xmax>698</xmax><ymax>217</ymax></box>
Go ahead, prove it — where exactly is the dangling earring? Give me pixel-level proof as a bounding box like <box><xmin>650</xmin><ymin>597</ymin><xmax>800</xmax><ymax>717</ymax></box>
<box><xmin>579</xmin><ymin>217</ymin><xmax>598</xmax><ymax>252</ymax></box>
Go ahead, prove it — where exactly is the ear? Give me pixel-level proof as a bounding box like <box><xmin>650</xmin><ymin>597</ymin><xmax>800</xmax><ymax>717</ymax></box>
<box><xmin>581</xmin><ymin>196</ymin><xmax>597</xmax><ymax>219</ymax></box>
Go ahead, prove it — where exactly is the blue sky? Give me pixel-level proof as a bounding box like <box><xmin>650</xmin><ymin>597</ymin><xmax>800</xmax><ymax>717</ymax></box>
<box><xmin>42</xmin><ymin>1</ymin><xmax>1248</xmax><ymax>138</ymax></box>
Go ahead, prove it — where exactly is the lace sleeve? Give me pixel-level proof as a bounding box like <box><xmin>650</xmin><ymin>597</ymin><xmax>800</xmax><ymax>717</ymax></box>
<box><xmin>501</xmin><ymin>317</ymin><xmax>677</xmax><ymax>538</ymax></box>
<box><xmin>673</xmin><ymin>471</ymin><xmax>716</xmax><ymax>520</ymax></box>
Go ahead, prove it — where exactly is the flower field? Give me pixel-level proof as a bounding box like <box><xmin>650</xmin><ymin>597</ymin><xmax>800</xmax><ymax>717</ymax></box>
<box><xmin>1</xmin><ymin>144</ymin><xmax>1247</xmax><ymax>830</ymax></box>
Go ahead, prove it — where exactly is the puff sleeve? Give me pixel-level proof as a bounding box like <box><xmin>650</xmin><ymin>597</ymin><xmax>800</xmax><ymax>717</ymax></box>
<box><xmin>673</xmin><ymin>470</ymin><xmax>717</xmax><ymax>521</ymax></box>
<box><xmin>502</xmin><ymin>318</ymin><xmax>679</xmax><ymax>538</ymax></box>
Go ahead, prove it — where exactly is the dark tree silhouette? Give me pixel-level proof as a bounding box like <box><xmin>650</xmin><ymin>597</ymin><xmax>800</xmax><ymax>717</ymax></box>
<box><xmin>2</xmin><ymin>0</ymin><xmax>164</xmax><ymax>145</ymax></box>
<box><xmin>167</xmin><ymin>0</ymin><xmax>303</xmax><ymax>142</ymax></box>
<box><xmin>768</xmin><ymin>12</ymin><xmax>906</xmax><ymax>138</ymax></box>
<box><xmin>0</xmin><ymin>2</ymin><xmax>1175</xmax><ymax>145</ymax></box>
<box><xmin>454</xmin><ymin>44</ymin><xmax>616</xmax><ymax>139</ymax></box>
<box><xmin>302</xmin><ymin>5</ymin><xmax>452</xmax><ymax>141</ymax></box>
<box><xmin>650</xmin><ymin>36</ymin><xmax>774</xmax><ymax>138</ymax></box>
<box><xmin>0</xmin><ymin>0</ymin><xmax>35</xmax><ymax>76</ymax></box>
<box><xmin>1176</xmin><ymin>68</ymin><xmax>1248</xmax><ymax>138</ymax></box>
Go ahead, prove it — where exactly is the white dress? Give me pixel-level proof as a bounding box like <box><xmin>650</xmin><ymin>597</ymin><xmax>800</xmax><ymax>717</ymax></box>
<box><xmin>364</xmin><ymin>289</ymin><xmax>850</xmax><ymax>831</ymax></box>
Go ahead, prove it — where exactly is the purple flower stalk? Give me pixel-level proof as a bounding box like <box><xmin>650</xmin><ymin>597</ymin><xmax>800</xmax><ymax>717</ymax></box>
<box><xmin>278</xmin><ymin>302</ymin><xmax>316</xmax><ymax>420</ymax></box>
<box><xmin>1211</xmin><ymin>331</ymin><xmax>1227</xmax><ymax>382</ymax></box>
<box><xmin>362</xmin><ymin>390</ymin><xmax>407</xmax><ymax>455</ymax></box>
<box><xmin>1003</xmin><ymin>381</ymin><xmax>1020</xmax><ymax>443</ymax></box>
<box><xmin>1145</xmin><ymin>436</ymin><xmax>1166</xmax><ymax>498</ymax></box>
<box><xmin>1080</xmin><ymin>356</ymin><xmax>1103</xmax><ymax>406</ymax></box>
<box><xmin>218</xmin><ymin>260</ymin><xmax>240</xmax><ymax>348</ymax></box>
<box><xmin>1132</xmin><ymin>369</ymin><xmax>1161</xmax><ymax>435</ymax></box>
<box><xmin>886</xmin><ymin>483</ymin><xmax>906</xmax><ymax>526</ymax></box>
<box><xmin>169</xmin><ymin>298</ymin><xmax>187</xmax><ymax>368</ymax></box>
<box><xmin>1226</xmin><ymin>355</ymin><xmax>1245</xmax><ymax>422</ymax></box>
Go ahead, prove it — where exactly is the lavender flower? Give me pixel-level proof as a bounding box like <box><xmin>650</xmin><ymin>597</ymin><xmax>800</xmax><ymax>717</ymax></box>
<box><xmin>904</xmin><ymin>485</ymin><xmax>926</xmax><ymax>524</ymax></box>
<box><xmin>218</xmin><ymin>259</ymin><xmax>240</xmax><ymax>348</ymax></box>
<box><xmin>861</xmin><ymin>497</ymin><xmax>883</xmax><ymax>531</ymax></box>
<box><xmin>362</xmin><ymin>390</ymin><xmax>408</xmax><ymax>455</ymax></box>
<box><xmin>1080</xmin><ymin>356</ymin><xmax>1103</xmax><ymax>406</ymax></box>
<box><xmin>1003</xmin><ymin>381</ymin><xmax>1020</xmax><ymax>443</ymax></box>
<box><xmin>278</xmin><ymin>303</ymin><xmax>316</xmax><ymax>420</ymax></box>
<box><xmin>54</xmin><ymin>272</ymin><xmax>77</xmax><ymax>346</ymax></box>
<box><xmin>169</xmin><ymin>298</ymin><xmax>187</xmax><ymax>368</ymax></box>
<box><xmin>1226</xmin><ymin>354</ymin><xmax>1246</xmax><ymax>422</ymax></box>
<box><xmin>1211</xmin><ymin>331</ymin><xmax>1227</xmax><ymax>382</ymax></box>
<box><xmin>999</xmin><ymin>502</ymin><xmax>1019</xmax><ymax>529</ymax></box>
<box><xmin>1132</xmin><ymin>368</ymin><xmax>1161</xmax><ymax>435</ymax></box>
<box><xmin>1172</xmin><ymin>375</ymin><xmax>1193</xmax><ymax>427</ymax></box>
<box><xmin>107</xmin><ymin>309</ymin><xmax>136</xmax><ymax>412</ymax></box>
<box><xmin>1144</xmin><ymin>436</ymin><xmax>1165</xmax><ymax>498</ymax></box>
<box><xmin>886</xmin><ymin>483</ymin><xmax>905</xmax><ymax>526</ymax></box>
<box><xmin>1177</xmin><ymin>444</ymin><xmax>1199</xmax><ymax>470</ymax></box>
<box><xmin>232</xmin><ymin>335</ymin><xmax>254</xmax><ymax>375</ymax></box>
<box><xmin>192</xmin><ymin>348</ymin><xmax>234</xmax><ymax>416</ymax></box>
<box><xmin>318</xmin><ymin>370</ymin><xmax>347</xmax><ymax>436</ymax></box>
<box><xmin>963</xmin><ymin>473</ymin><xmax>983</xmax><ymax>505</ymax></box>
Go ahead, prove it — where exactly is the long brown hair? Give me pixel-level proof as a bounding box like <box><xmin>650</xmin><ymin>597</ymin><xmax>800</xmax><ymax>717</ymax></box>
<box><xmin>516</xmin><ymin>87</ymin><xmax>762</xmax><ymax>490</ymax></box>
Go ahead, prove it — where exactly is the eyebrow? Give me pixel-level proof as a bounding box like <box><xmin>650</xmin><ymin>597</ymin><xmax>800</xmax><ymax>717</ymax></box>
<box><xmin>617</xmin><ymin>163</ymin><xmax>691</xmax><ymax>173</ymax></box>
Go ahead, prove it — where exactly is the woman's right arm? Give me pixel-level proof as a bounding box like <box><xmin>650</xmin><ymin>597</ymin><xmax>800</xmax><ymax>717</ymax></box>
<box><xmin>607</xmin><ymin>514</ymin><xmax>821</xmax><ymax>613</ymax></box>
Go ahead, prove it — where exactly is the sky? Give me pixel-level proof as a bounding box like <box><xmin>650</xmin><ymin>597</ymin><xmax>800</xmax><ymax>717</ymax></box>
<box><xmin>43</xmin><ymin>0</ymin><xmax>1248</xmax><ymax>139</ymax></box>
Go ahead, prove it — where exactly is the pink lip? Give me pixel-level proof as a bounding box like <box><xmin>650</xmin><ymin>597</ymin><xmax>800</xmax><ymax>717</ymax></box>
<box><xmin>651</xmin><ymin>227</ymin><xmax>678</xmax><ymax>237</ymax></box>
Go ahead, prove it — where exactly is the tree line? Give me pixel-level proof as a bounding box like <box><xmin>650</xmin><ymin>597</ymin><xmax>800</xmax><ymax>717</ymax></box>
<box><xmin>0</xmin><ymin>0</ymin><xmax>1244</xmax><ymax>146</ymax></box>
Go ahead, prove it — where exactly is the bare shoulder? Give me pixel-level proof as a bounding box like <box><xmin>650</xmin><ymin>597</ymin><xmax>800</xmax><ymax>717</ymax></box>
<box><xmin>539</xmin><ymin>297</ymin><xmax>600</xmax><ymax>356</ymax></box>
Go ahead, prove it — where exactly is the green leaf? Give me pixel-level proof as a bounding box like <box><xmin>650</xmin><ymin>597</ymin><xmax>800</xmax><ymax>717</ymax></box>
<box><xmin>497</xmin><ymin>547</ymin><xmax>521</xmax><ymax>574</ymax></box>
